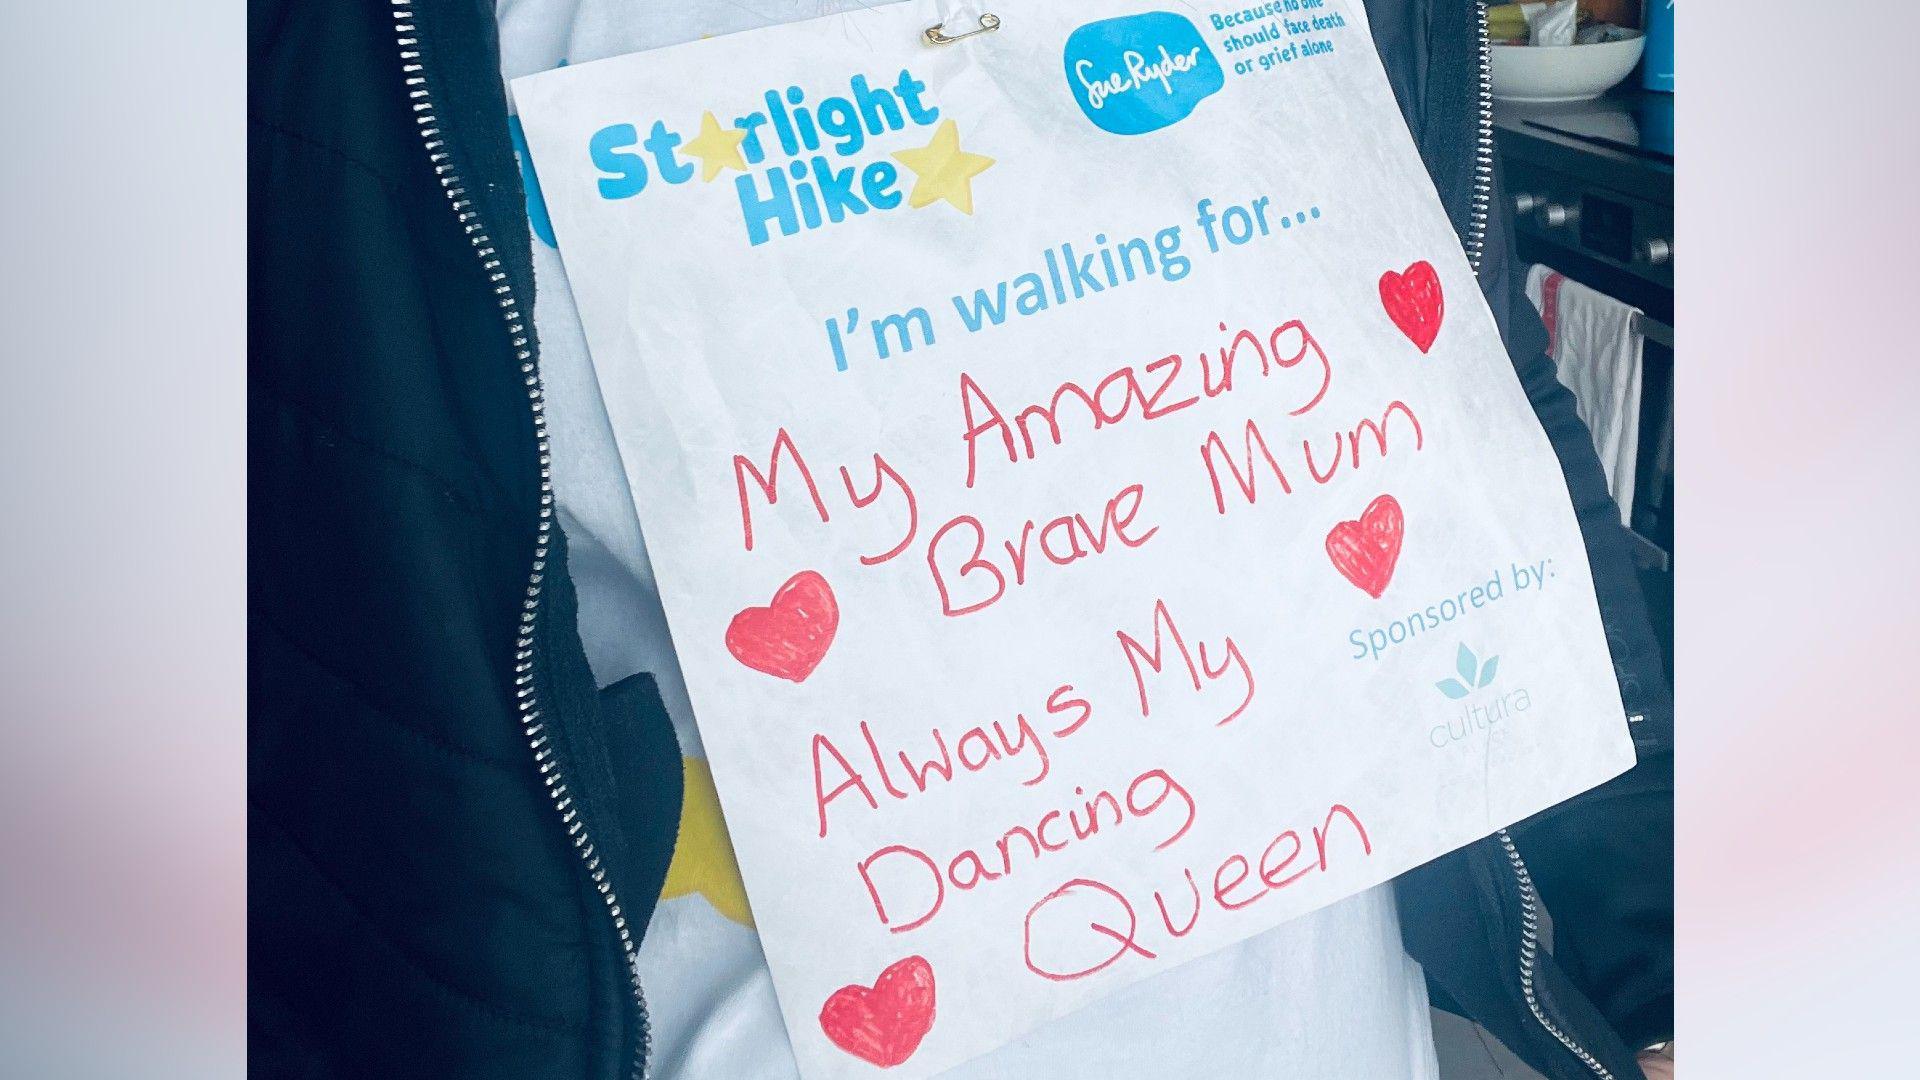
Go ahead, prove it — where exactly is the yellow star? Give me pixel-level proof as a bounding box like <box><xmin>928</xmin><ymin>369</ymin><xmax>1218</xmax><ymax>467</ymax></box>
<box><xmin>658</xmin><ymin>756</ymin><xmax>755</xmax><ymax>927</ymax></box>
<box><xmin>681</xmin><ymin>111</ymin><xmax>748</xmax><ymax>182</ymax></box>
<box><xmin>891</xmin><ymin>119</ymin><xmax>995</xmax><ymax>215</ymax></box>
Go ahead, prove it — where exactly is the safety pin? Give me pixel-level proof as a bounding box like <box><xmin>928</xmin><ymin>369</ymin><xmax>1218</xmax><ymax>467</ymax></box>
<box><xmin>924</xmin><ymin>12</ymin><xmax>1001</xmax><ymax>45</ymax></box>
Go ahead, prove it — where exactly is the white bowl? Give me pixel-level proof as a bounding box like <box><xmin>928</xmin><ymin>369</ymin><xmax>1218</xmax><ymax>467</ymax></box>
<box><xmin>1491</xmin><ymin>31</ymin><xmax>1645</xmax><ymax>104</ymax></box>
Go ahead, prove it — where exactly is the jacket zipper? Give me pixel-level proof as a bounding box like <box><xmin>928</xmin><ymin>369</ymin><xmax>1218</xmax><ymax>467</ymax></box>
<box><xmin>389</xmin><ymin>5</ymin><xmax>651</xmax><ymax>1078</ymax></box>
<box><xmin>1496</xmin><ymin>830</ymin><xmax>1616</xmax><ymax>1080</ymax></box>
<box><xmin>1465</xmin><ymin>0</ymin><xmax>1495</xmax><ymax>273</ymax></box>
<box><xmin>1468</xmin><ymin>3</ymin><xmax>1610</xmax><ymax>1076</ymax></box>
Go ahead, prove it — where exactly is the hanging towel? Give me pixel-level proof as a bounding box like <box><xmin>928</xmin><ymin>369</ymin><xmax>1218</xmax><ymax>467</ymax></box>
<box><xmin>1526</xmin><ymin>264</ymin><xmax>1644</xmax><ymax>527</ymax></box>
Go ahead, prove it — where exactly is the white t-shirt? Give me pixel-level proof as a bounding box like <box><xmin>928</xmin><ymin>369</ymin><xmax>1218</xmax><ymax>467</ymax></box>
<box><xmin>494</xmin><ymin>3</ymin><xmax>1440</xmax><ymax>1076</ymax></box>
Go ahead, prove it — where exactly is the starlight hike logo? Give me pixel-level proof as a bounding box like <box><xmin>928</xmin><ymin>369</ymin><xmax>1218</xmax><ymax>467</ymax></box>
<box><xmin>584</xmin><ymin>68</ymin><xmax>995</xmax><ymax>247</ymax></box>
<box><xmin>1430</xmin><ymin>643</ymin><xmax>1532</xmax><ymax>748</ymax></box>
<box><xmin>1063</xmin><ymin>12</ymin><xmax>1225</xmax><ymax>135</ymax></box>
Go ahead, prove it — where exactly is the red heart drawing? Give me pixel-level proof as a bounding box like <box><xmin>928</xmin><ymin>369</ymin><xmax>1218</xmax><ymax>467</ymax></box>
<box><xmin>818</xmin><ymin>955</ymin><xmax>936</xmax><ymax>1069</ymax></box>
<box><xmin>1325</xmin><ymin>494</ymin><xmax>1405</xmax><ymax>599</ymax></box>
<box><xmin>724</xmin><ymin>570</ymin><xmax>838</xmax><ymax>683</ymax></box>
<box><xmin>1379</xmin><ymin>260</ymin><xmax>1444</xmax><ymax>354</ymax></box>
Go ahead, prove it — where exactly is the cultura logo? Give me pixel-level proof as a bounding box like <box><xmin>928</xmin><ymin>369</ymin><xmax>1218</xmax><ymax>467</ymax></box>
<box><xmin>1429</xmin><ymin>644</ymin><xmax>1532</xmax><ymax>749</ymax></box>
<box><xmin>1435</xmin><ymin>643</ymin><xmax>1498</xmax><ymax>699</ymax></box>
<box><xmin>1063</xmin><ymin>12</ymin><xmax>1225</xmax><ymax>136</ymax></box>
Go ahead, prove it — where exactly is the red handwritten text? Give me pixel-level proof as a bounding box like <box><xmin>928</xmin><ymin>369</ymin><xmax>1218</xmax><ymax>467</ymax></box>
<box><xmin>812</xmin><ymin>684</ymin><xmax>1094</xmax><ymax>838</ymax></box>
<box><xmin>926</xmin><ymin>482</ymin><xmax>1159</xmax><ymax>618</ymax></box>
<box><xmin>1201</xmin><ymin>400</ymin><xmax>1425</xmax><ymax>514</ymax></box>
<box><xmin>732</xmin><ymin>428</ymin><xmax>918</xmax><ymax>564</ymax></box>
<box><xmin>1115</xmin><ymin>598</ymin><xmax>1257</xmax><ymax>727</ymax></box>
<box><xmin>960</xmin><ymin>319</ymin><xmax>1333</xmax><ymax>488</ymax></box>
<box><xmin>856</xmin><ymin>765</ymin><xmax>1198</xmax><ymax>935</ymax></box>
<box><xmin>1021</xmin><ymin>804</ymin><xmax>1372</xmax><ymax>981</ymax></box>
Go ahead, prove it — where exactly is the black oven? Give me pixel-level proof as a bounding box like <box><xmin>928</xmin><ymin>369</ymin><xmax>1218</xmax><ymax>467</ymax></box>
<box><xmin>1495</xmin><ymin>90</ymin><xmax>1673</xmax><ymax>672</ymax></box>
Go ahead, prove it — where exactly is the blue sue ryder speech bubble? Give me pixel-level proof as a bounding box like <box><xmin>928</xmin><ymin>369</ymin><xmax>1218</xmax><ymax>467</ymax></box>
<box><xmin>1063</xmin><ymin>12</ymin><xmax>1226</xmax><ymax>136</ymax></box>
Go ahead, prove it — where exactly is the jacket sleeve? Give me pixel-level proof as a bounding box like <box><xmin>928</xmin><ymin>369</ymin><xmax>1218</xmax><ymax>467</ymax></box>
<box><xmin>1493</xmin><ymin>183</ymin><xmax>1676</xmax><ymax>1053</ymax></box>
<box><xmin>249</xmin><ymin>4</ymin><xmax>681</xmax><ymax>1077</ymax></box>
<box><xmin>1398</xmin><ymin>83</ymin><xmax>1675</xmax><ymax>1078</ymax></box>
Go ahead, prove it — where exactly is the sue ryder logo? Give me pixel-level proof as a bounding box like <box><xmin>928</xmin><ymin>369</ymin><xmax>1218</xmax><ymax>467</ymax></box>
<box><xmin>1063</xmin><ymin>12</ymin><xmax>1225</xmax><ymax>136</ymax></box>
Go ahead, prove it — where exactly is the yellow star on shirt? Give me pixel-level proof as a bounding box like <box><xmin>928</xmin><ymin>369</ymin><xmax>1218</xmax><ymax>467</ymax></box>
<box><xmin>891</xmin><ymin>119</ymin><xmax>995</xmax><ymax>215</ymax></box>
<box><xmin>681</xmin><ymin>111</ymin><xmax>748</xmax><ymax>182</ymax></box>
<box><xmin>658</xmin><ymin>756</ymin><xmax>755</xmax><ymax>927</ymax></box>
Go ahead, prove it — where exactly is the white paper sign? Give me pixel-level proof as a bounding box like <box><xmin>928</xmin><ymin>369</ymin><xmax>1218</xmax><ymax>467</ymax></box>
<box><xmin>514</xmin><ymin>2</ymin><xmax>1635</xmax><ymax>1076</ymax></box>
